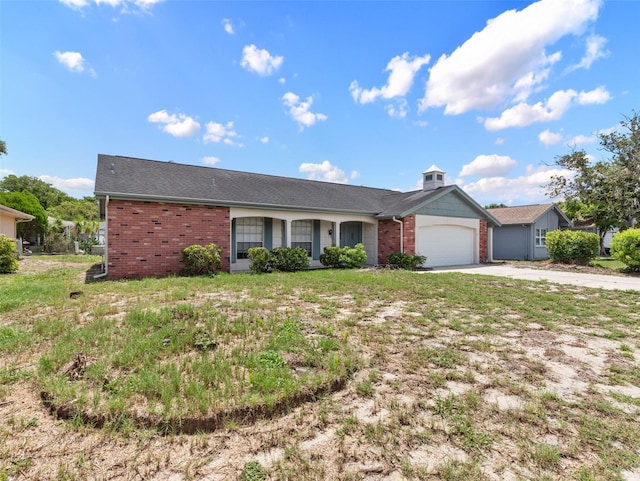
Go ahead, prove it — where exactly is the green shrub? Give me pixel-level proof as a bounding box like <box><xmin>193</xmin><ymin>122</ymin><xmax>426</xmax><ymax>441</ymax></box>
<box><xmin>181</xmin><ymin>243</ymin><xmax>222</xmax><ymax>276</ymax></box>
<box><xmin>0</xmin><ymin>234</ymin><xmax>19</xmax><ymax>274</ymax></box>
<box><xmin>610</xmin><ymin>228</ymin><xmax>640</xmax><ymax>271</ymax></box>
<box><xmin>546</xmin><ymin>230</ymin><xmax>599</xmax><ymax>264</ymax></box>
<box><xmin>247</xmin><ymin>247</ymin><xmax>270</xmax><ymax>274</ymax></box>
<box><xmin>339</xmin><ymin>243</ymin><xmax>367</xmax><ymax>268</ymax></box>
<box><xmin>319</xmin><ymin>245</ymin><xmax>342</xmax><ymax>268</ymax></box>
<box><xmin>387</xmin><ymin>252</ymin><xmax>427</xmax><ymax>270</ymax></box>
<box><xmin>269</xmin><ymin>247</ymin><xmax>310</xmax><ymax>272</ymax></box>
<box><xmin>320</xmin><ymin>244</ymin><xmax>367</xmax><ymax>268</ymax></box>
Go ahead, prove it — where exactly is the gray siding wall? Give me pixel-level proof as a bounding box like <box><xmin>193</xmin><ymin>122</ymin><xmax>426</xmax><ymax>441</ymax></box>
<box><xmin>533</xmin><ymin>211</ymin><xmax>561</xmax><ymax>260</ymax></box>
<box><xmin>414</xmin><ymin>192</ymin><xmax>480</xmax><ymax>219</ymax></box>
<box><xmin>493</xmin><ymin>225</ymin><xmax>531</xmax><ymax>260</ymax></box>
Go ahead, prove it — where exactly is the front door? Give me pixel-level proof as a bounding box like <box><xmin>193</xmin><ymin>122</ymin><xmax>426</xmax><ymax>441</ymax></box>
<box><xmin>340</xmin><ymin>222</ymin><xmax>362</xmax><ymax>247</ymax></box>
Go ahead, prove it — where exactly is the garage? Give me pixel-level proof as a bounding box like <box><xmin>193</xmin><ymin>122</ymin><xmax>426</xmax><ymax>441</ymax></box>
<box><xmin>418</xmin><ymin>224</ymin><xmax>476</xmax><ymax>267</ymax></box>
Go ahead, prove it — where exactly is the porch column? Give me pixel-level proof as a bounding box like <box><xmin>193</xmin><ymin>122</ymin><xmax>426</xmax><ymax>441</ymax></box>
<box><xmin>285</xmin><ymin>219</ymin><xmax>292</xmax><ymax>248</ymax></box>
<box><xmin>334</xmin><ymin>222</ymin><xmax>340</xmax><ymax>247</ymax></box>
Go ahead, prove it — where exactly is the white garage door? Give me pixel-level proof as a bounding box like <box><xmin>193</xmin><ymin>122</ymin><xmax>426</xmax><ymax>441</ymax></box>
<box><xmin>418</xmin><ymin>225</ymin><xmax>475</xmax><ymax>267</ymax></box>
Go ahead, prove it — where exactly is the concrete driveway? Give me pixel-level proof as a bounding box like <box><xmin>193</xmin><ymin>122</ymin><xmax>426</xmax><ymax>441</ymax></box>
<box><xmin>424</xmin><ymin>264</ymin><xmax>640</xmax><ymax>291</ymax></box>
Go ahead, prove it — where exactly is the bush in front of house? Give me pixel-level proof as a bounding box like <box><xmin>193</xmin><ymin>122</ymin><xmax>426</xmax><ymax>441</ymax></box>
<box><xmin>181</xmin><ymin>243</ymin><xmax>223</xmax><ymax>276</ymax></box>
<box><xmin>247</xmin><ymin>247</ymin><xmax>270</xmax><ymax>274</ymax></box>
<box><xmin>610</xmin><ymin>228</ymin><xmax>640</xmax><ymax>271</ymax></box>
<box><xmin>268</xmin><ymin>247</ymin><xmax>310</xmax><ymax>272</ymax></box>
<box><xmin>387</xmin><ymin>252</ymin><xmax>427</xmax><ymax>270</ymax></box>
<box><xmin>546</xmin><ymin>230</ymin><xmax>599</xmax><ymax>264</ymax></box>
<box><xmin>320</xmin><ymin>243</ymin><xmax>368</xmax><ymax>268</ymax></box>
<box><xmin>0</xmin><ymin>234</ymin><xmax>19</xmax><ymax>274</ymax></box>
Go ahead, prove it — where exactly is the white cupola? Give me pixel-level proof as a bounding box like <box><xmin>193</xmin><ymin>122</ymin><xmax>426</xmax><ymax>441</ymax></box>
<box><xmin>422</xmin><ymin>164</ymin><xmax>445</xmax><ymax>191</ymax></box>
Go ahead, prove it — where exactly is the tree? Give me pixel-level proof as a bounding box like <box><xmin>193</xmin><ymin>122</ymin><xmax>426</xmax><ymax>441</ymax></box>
<box><xmin>0</xmin><ymin>139</ymin><xmax>6</xmax><ymax>156</ymax></box>
<box><xmin>485</xmin><ymin>203</ymin><xmax>508</xmax><ymax>209</ymax></box>
<box><xmin>0</xmin><ymin>191</ymin><xmax>48</xmax><ymax>241</ymax></box>
<box><xmin>546</xmin><ymin>111</ymin><xmax>640</xmax><ymax>253</ymax></box>
<box><xmin>48</xmin><ymin>197</ymin><xmax>99</xmax><ymax>221</ymax></box>
<box><xmin>0</xmin><ymin>174</ymin><xmax>72</xmax><ymax>210</ymax></box>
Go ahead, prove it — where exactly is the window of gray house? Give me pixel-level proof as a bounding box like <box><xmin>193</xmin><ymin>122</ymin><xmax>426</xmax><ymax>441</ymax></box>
<box><xmin>291</xmin><ymin>219</ymin><xmax>312</xmax><ymax>256</ymax></box>
<box><xmin>535</xmin><ymin>228</ymin><xmax>548</xmax><ymax>247</ymax></box>
<box><xmin>236</xmin><ymin>217</ymin><xmax>263</xmax><ymax>259</ymax></box>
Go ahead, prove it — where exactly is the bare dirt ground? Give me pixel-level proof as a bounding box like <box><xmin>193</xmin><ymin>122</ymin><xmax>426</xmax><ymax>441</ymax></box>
<box><xmin>2</xmin><ymin>258</ymin><xmax>640</xmax><ymax>480</ymax></box>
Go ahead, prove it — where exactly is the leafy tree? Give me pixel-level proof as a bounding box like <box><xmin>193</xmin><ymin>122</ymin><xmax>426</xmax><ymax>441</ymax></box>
<box><xmin>0</xmin><ymin>174</ymin><xmax>72</xmax><ymax>210</ymax></box>
<box><xmin>485</xmin><ymin>203</ymin><xmax>508</xmax><ymax>209</ymax></box>
<box><xmin>0</xmin><ymin>191</ymin><xmax>47</xmax><ymax>240</ymax></box>
<box><xmin>48</xmin><ymin>197</ymin><xmax>99</xmax><ymax>221</ymax></box>
<box><xmin>0</xmin><ymin>139</ymin><xmax>6</xmax><ymax>156</ymax></box>
<box><xmin>546</xmin><ymin>111</ymin><xmax>640</xmax><ymax>252</ymax></box>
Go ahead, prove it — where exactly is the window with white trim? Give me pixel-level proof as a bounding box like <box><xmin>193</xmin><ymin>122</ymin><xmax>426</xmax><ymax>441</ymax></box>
<box><xmin>535</xmin><ymin>228</ymin><xmax>548</xmax><ymax>247</ymax></box>
<box><xmin>236</xmin><ymin>217</ymin><xmax>263</xmax><ymax>259</ymax></box>
<box><xmin>291</xmin><ymin>219</ymin><xmax>312</xmax><ymax>256</ymax></box>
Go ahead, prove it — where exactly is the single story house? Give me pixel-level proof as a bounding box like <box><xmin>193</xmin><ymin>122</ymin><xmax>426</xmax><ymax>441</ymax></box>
<box><xmin>487</xmin><ymin>203</ymin><xmax>571</xmax><ymax>261</ymax></box>
<box><xmin>94</xmin><ymin>155</ymin><xmax>501</xmax><ymax>279</ymax></box>
<box><xmin>0</xmin><ymin>203</ymin><xmax>34</xmax><ymax>254</ymax></box>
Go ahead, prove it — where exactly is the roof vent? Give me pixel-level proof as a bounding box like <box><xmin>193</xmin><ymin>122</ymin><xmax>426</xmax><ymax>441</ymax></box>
<box><xmin>422</xmin><ymin>164</ymin><xmax>445</xmax><ymax>191</ymax></box>
<box><xmin>109</xmin><ymin>163</ymin><xmax>115</xmax><ymax>174</ymax></box>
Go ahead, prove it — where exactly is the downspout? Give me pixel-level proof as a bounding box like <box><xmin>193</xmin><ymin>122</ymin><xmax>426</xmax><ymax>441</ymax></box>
<box><xmin>93</xmin><ymin>195</ymin><xmax>109</xmax><ymax>279</ymax></box>
<box><xmin>392</xmin><ymin>216</ymin><xmax>404</xmax><ymax>253</ymax></box>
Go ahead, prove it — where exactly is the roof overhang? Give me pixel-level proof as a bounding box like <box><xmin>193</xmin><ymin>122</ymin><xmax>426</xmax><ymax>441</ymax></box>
<box><xmin>0</xmin><ymin>204</ymin><xmax>35</xmax><ymax>222</ymax></box>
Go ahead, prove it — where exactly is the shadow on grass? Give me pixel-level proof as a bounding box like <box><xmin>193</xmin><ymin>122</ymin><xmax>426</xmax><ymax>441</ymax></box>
<box><xmin>40</xmin><ymin>374</ymin><xmax>349</xmax><ymax>435</ymax></box>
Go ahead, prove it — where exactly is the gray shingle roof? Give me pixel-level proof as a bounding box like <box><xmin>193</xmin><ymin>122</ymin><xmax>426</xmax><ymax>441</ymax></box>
<box><xmin>94</xmin><ymin>154</ymin><xmax>498</xmax><ymax>222</ymax></box>
<box><xmin>487</xmin><ymin>204</ymin><xmax>570</xmax><ymax>225</ymax></box>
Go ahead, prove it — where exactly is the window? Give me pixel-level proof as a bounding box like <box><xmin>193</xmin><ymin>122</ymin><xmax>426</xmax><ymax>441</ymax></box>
<box><xmin>425</xmin><ymin>174</ymin><xmax>433</xmax><ymax>181</ymax></box>
<box><xmin>291</xmin><ymin>220</ymin><xmax>312</xmax><ymax>256</ymax></box>
<box><xmin>236</xmin><ymin>217</ymin><xmax>263</xmax><ymax>259</ymax></box>
<box><xmin>535</xmin><ymin>228</ymin><xmax>547</xmax><ymax>247</ymax></box>
<box><xmin>436</xmin><ymin>173</ymin><xmax>443</xmax><ymax>181</ymax></box>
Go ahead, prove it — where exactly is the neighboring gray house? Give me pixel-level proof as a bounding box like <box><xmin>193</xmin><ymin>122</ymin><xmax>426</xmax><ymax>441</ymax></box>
<box><xmin>487</xmin><ymin>204</ymin><xmax>571</xmax><ymax>261</ymax></box>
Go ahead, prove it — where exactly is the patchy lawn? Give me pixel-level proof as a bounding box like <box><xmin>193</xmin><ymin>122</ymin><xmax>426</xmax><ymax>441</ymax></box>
<box><xmin>1</xmin><ymin>257</ymin><xmax>639</xmax><ymax>480</ymax></box>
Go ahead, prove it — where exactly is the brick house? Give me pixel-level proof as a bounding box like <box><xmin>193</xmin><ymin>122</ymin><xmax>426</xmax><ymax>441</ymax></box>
<box><xmin>94</xmin><ymin>155</ymin><xmax>501</xmax><ymax>279</ymax></box>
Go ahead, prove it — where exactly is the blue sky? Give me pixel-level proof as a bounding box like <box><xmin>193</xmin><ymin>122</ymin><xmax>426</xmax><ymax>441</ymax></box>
<box><xmin>1</xmin><ymin>0</ymin><xmax>638</xmax><ymax>206</ymax></box>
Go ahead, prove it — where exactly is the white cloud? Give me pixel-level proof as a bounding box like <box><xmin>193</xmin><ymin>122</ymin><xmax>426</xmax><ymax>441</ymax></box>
<box><xmin>259</xmin><ymin>136</ymin><xmax>269</xmax><ymax>144</ymax></box>
<box><xmin>459</xmin><ymin>154</ymin><xmax>517</xmax><ymax>177</ymax></box>
<box><xmin>282</xmin><ymin>92</ymin><xmax>327</xmax><ymax>130</ymax></box>
<box><xmin>299</xmin><ymin>160</ymin><xmax>351</xmax><ymax>184</ymax></box>
<box><xmin>565</xmin><ymin>134</ymin><xmax>596</xmax><ymax>146</ymax></box>
<box><xmin>385</xmin><ymin>99</ymin><xmax>408</xmax><ymax>119</ymax></box>
<box><xmin>0</xmin><ymin>169</ymin><xmax>15</xmax><ymax>178</ymax></box>
<box><xmin>222</xmin><ymin>18</ymin><xmax>234</xmax><ymax>34</ymax></box>
<box><xmin>495</xmin><ymin>137</ymin><xmax>505</xmax><ymax>145</ymax></box>
<box><xmin>59</xmin><ymin>0</ymin><xmax>162</xmax><ymax>11</ymax></box>
<box><xmin>241</xmin><ymin>44</ymin><xmax>283</xmax><ymax>76</ymax></box>
<box><xmin>202</xmin><ymin>156</ymin><xmax>221</xmax><ymax>166</ymax></box>
<box><xmin>413</xmin><ymin>120</ymin><xmax>429</xmax><ymax>128</ymax></box>
<box><xmin>53</xmin><ymin>51</ymin><xmax>96</xmax><ymax>77</ymax></box>
<box><xmin>148</xmin><ymin>110</ymin><xmax>201</xmax><ymax>137</ymax></box>
<box><xmin>420</xmin><ymin>0</ymin><xmax>601</xmax><ymax>115</ymax></box>
<box><xmin>538</xmin><ymin>129</ymin><xmax>563</xmax><ymax>146</ymax></box>
<box><xmin>203</xmin><ymin>120</ymin><xmax>238</xmax><ymax>145</ymax></box>
<box><xmin>483</xmin><ymin>86</ymin><xmax>610</xmax><ymax>130</ymax></box>
<box><xmin>459</xmin><ymin>164</ymin><xmax>574</xmax><ymax>204</ymax></box>
<box><xmin>39</xmin><ymin>175</ymin><xmax>95</xmax><ymax>193</ymax></box>
<box><xmin>278</xmin><ymin>77</ymin><xmax>286</xmax><ymax>84</ymax></box>
<box><xmin>59</xmin><ymin>0</ymin><xmax>88</xmax><ymax>8</ymax></box>
<box><xmin>350</xmin><ymin>52</ymin><xmax>430</xmax><ymax>105</ymax></box>
<box><xmin>566</xmin><ymin>34</ymin><xmax>609</xmax><ymax>72</ymax></box>
<box><xmin>350</xmin><ymin>170</ymin><xmax>360</xmax><ymax>180</ymax></box>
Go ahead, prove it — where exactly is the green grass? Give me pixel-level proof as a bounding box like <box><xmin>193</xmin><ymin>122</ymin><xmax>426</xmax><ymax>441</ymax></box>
<box><xmin>1</xmin><ymin>256</ymin><xmax>640</xmax><ymax>480</ymax></box>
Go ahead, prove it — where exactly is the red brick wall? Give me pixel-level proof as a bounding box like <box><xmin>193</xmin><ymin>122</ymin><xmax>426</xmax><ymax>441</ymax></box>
<box><xmin>377</xmin><ymin>215</ymin><xmax>416</xmax><ymax>264</ymax></box>
<box><xmin>377</xmin><ymin>218</ymin><xmax>401</xmax><ymax>264</ymax></box>
<box><xmin>403</xmin><ymin>214</ymin><xmax>416</xmax><ymax>256</ymax></box>
<box><xmin>479</xmin><ymin>218</ymin><xmax>488</xmax><ymax>263</ymax></box>
<box><xmin>106</xmin><ymin>200</ymin><xmax>230</xmax><ymax>279</ymax></box>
